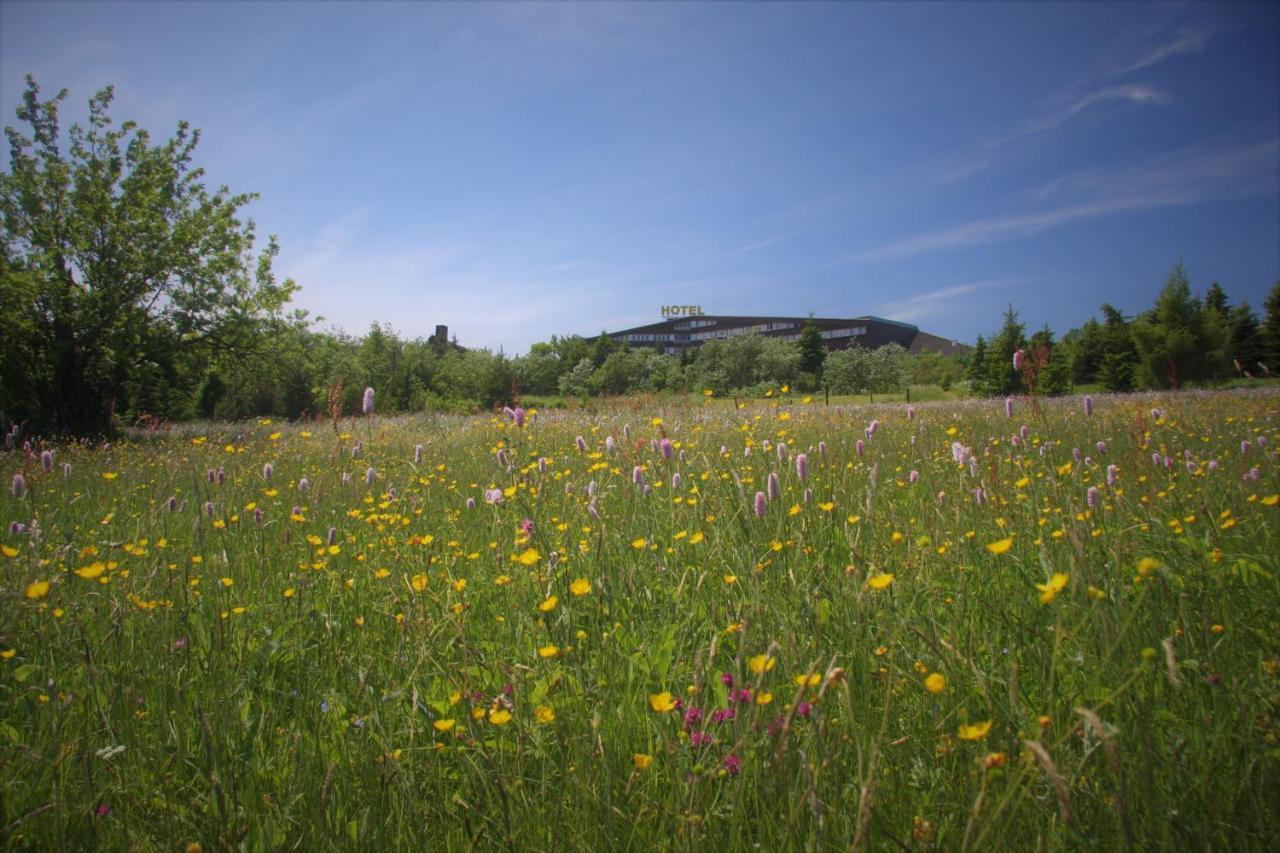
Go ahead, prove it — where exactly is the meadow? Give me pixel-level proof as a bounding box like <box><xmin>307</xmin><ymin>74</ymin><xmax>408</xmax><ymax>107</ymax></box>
<box><xmin>2</xmin><ymin>389</ymin><xmax>1279</xmax><ymax>850</ymax></box>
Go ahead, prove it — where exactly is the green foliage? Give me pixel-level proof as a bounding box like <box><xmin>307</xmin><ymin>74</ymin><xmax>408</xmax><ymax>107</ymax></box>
<box><xmin>823</xmin><ymin>342</ymin><xmax>909</xmax><ymax>394</ymax></box>
<box><xmin>1131</xmin><ymin>263</ymin><xmax>1212</xmax><ymax>388</ymax></box>
<box><xmin>1263</xmin><ymin>282</ymin><xmax>1280</xmax><ymax>372</ymax></box>
<box><xmin>797</xmin><ymin>316</ymin><xmax>826</xmax><ymax>378</ymax></box>
<box><xmin>1027</xmin><ymin>325</ymin><xmax>1071</xmax><ymax>396</ymax></box>
<box><xmin>0</xmin><ymin>77</ymin><xmax>297</xmax><ymax>434</ymax></box>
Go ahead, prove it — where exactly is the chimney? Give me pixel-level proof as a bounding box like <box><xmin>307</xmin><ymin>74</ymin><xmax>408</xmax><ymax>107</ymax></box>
<box><xmin>434</xmin><ymin>325</ymin><xmax>448</xmax><ymax>343</ymax></box>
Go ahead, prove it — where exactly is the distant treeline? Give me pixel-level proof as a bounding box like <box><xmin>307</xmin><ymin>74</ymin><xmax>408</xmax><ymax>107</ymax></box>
<box><xmin>4</xmin><ymin>78</ymin><xmax>1279</xmax><ymax>436</ymax></box>
<box><xmin>967</xmin><ymin>265</ymin><xmax>1280</xmax><ymax>397</ymax></box>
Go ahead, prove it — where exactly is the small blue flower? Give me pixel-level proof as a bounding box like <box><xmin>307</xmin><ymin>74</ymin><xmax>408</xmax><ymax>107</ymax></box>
<box><xmin>320</xmin><ymin>700</ymin><xmax>330</xmax><ymax>713</ymax></box>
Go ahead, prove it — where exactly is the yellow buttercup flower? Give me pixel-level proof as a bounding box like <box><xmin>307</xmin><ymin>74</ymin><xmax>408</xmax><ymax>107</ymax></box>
<box><xmin>958</xmin><ymin>720</ymin><xmax>993</xmax><ymax>741</ymax></box>
<box><xmin>924</xmin><ymin>673</ymin><xmax>946</xmax><ymax>693</ymax></box>
<box><xmin>538</xmin><ymin>595</ymin><xmax>558</xmax><ymax>612</ymax></box>
<box><xmin>534</xmin><ymin>705</ymin><xmax>555</xmax><ymax>724</ymax></box>
<box><xmin>433</xmin><ymin>719</ymin><xmax>456</xmax><ymax>732</ymax></box>
<box><xmin>570</xmin><ymin>578</ymin><xmax>591</xmax><ymax>595</ymax></box>
<box><xmin>1035</xmin><ymin>573</ymin><xmax>1069</xmax><ymax>604</ymax></box>
<box><xmin>517</xmin><ymin>548</ymin><xmax>541</xmax><ymax>566</ymax></box>
<box><xmin>649</xmin><ymin>691</ymin><xmax>677</xmax><ymax>712</ymax></box>
<box><xmin>75</xmin><ymin>562</ymin><xmax>106</xmax><ymax>580</ymax></box>
<box><xmin>488</xmin><ymin>708</ymin><xmax>512</xmax><ymax>725</ymax></box>
<box><xmin>25</xmin><ymin>580</ymin><xmax>50</xmax><ymax>600</ymax></box>
<box><xmin>633</xmin><ymin>753</ymin><xmax>654</xmax><ymax>769</ymax></box>
<box><xmin>867</xmin><ymin>573</ymin><xmax>894</xmax><ymax>590</ymax></box>
<box><xmin>986</xmin><ymin>538</ymin><xmax>1014</xmax><ymax>555</ymax></box>
<box><xmin>748</xmin><ymin>653</ymin><xmax>776</xmax><ymax>675</ymax></box>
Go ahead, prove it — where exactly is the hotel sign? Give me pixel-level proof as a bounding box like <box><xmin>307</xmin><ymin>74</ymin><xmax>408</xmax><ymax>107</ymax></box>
<box><xmin>660</xmin><ymin>305</ymin><xmax>705</xmax><ymax>317</ymax></box>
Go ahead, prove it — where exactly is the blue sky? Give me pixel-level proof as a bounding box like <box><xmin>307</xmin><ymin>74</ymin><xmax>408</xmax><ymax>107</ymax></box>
<box><xmin>2</xmin><ymin>1</ymin><xmax>1277</xmax><ymax>354</ymax></box>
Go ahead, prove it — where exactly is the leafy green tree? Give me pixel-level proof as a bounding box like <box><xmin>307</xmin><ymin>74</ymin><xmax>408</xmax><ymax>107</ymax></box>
<box><xmin>1065</xmin><ymin>319</ymin><xmax>1105</xmax><ymax>384</ymax></box>
<box><xmin>823</xmin><ymin>346</ymin><xmax>872</xmax><ymax>394</ymax></box>
<box><xmin>558</xmin><ymin>357</ymin><xmax>596</xmax><ymax>398</ymax></box>
<box><xmin>797</xmin><ymin>316</ymin><xmax>826</xmax><ymax>377</ymax></box>
<box><xmin>965</xmin><ymin>336</ymin><xmax>988</xmax><ymax>393</ymax></box>
<box><xmin>1262</xmin><ymin>282</ymin><xmax>1280</xmax><ymax>373</ymax></box>
<box><xmin>1131</xmin><ymin>263</ymin><xmax>1208</xmax><ymax>389</ymax></box>
<box><xmin>1204</xmin><ymin>282</ymin><xmax>1229</xmax><ymax>318</ymax></box>
<box><xmin>0</xmin><ymin>77</ymin><xmax>297</xmax><ymax>434</ymax></box>
<box><xmin>983</xmin><ymin>306</ymin><xmax>1027</xmax><ymax>396</ymax></box>
<box><xmin>1028</xmin><ymin>326</ymin><xmax>1071</xmax><ymax>396</ymax></box>
<box><xmin>1227</xmin><ymin>303</ymin><xmax>1265</xmax><ymax>375</ymax></box>
<box><xmin>1097</xmin><ymin>303</ymin><xmax>1137</xmax><ymax>392</ymax></box>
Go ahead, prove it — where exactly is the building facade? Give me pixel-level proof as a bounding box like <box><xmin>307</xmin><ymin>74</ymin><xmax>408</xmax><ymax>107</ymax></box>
<box><xmin>605</xmin><ymin>315</ymin><xmax>968</xmax><ymax>358</ymax></box>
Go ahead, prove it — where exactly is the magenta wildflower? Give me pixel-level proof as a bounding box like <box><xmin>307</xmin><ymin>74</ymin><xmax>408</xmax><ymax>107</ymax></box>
<box><xmin>690</xmin><ymin>730</ymin><xmax>713</xmax><ymax>748</ymax></box>
<box><xmin>466</xmin><ymin>497</ymin><xmax>476</xmax><ymax>510</ymax></box>
<box><xmin>753</xmin><ymin>491</ymin><xmax>767</xmax><ymax>518</ymax></box>
<box><xmin>1012</xmin><ymin>348</ymin><xmax>1024</xmax><ymax>372</ymax></box>
<box><xmin>1096</xmin><ymin>441</ymin><xmax>1108</xmax><ymax>455</ymax></box>
<box><xmin>40</xmin><ymin>450</ymin><xmax>53</xmax><ymax>471</ymax></box>
<box><xmin>795</xmin><ymin>452</ymin><xmax>808</xmax><ymax>481</ymax></box>
<box><xmin>672</xmin><ymin>472</ymin><xmax>682</xmax><ymax>490</ymax></box>
<box><xmin>1106</xmin><ymin>464</ymin><xmax>1118</xmax><ymax>486</ymax></box>
<box><xmin>362</xmin><ymin>387</ymin><xmax>375</xmax><ymax>415</ymax></box>
<box><xmin>855</xmin><ymin>439</ymin><xmax>865</xmax><ymax>456</ymax></box>
<box><xmin>720</xmin><ymin>672</ymin><xmax>734</xmax><ymax>688</ymax></box>
<box><xmin>513</xmin><ymin>407</ymin><xmax>526</xmax><ymax>428</ymax></box>
<box><xmin>520</xmin><ymin>517</ymin><xmax>534</xmax><ymax>535</ymax></box>
<box><xmin>263</xmin><ymin>463</ymin><xmax>273</xmax><ymax>481</ymax></box>
<box><xmin>909</xmin><ymin>470</ymin><xmax>919</xmax><ymax>484</ymax></box>
<box><xmin>660</xmin><ymin>438</ymin><xmax>673</xmax><ymax>460</ymax></box>
<box><xmin>1005</xmin><ymin>397</ymin><xmax>1014</xmax><ymax>418</ymax></box>
<box><xmin>327</xmin><ymin>527</ymin><xmax>338</xmax><ymax>546</ymax></box>
<box><xmin>1084</xmin><ymin>395</ymin><xmax>1093</xmax><ymax>417</ymax></box>
<box><xmin>11</xmin><ymin>474</ymin><xmax>24</xmax><ymax>499</ymax></box>
<box><xmin>1086</xmin><ymin>486</ymin><xmax>1100</xmax><ymax>508</ymax></box>
<box><xmin>767</xmin><ymin>471</ymin><xmax>780</xmax><ymax>500</ymax></box>
<box><xmin>632</xmin><ymin>466</ymin><xmax>645</xmax><ymax>487</ymax></box>
<box><xmin>723</xmin><ymin>754</ymin><xmax>742</xmax><ymax>775</ymax></box>
<box><xmin>299</xmin><ymin>477</ymin><xmax>310</xmax><ymax>493</ymax></box>
<box><xmin>365</xmin><ymin>466</ymin><xmax>375</xmax><ymax>486</ymax></box>
<box><xmin>683</xmin><ymin>707</ymin><xmax>703</xmax><ymax>730</ymax></box>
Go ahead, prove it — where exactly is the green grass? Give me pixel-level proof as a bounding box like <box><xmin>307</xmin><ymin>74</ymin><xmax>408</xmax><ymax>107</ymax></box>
<box><xmin>3</xmin><ymin>390</ymin><xmax>1279</xmax><ymax>850</ymax></box>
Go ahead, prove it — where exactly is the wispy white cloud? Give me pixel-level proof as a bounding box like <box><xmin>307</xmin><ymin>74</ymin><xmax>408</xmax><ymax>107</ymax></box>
<box><xmin>992</xmin><ymin>84</ymin><xmax>1168</xmax><ymax>147</ymax></box>
<box><xmin>858</xmin><ymin>138</ymin><xmax>1280</xmax><ymax>261</ymax></box>
<box><xmin>1118</xmin><ymin>27</ymin><xmax>1212</xmax><ymax>74</ymax></box>
<box><xmin>878</xmin><ymin>281</ymin><xmax>1005</xmax><ymax>324</ymax></box>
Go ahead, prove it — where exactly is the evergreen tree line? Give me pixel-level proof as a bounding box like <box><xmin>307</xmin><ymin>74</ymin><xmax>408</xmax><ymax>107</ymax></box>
<box><xmin>966</xmin><ymin>264</ymin><xmax>1280</xmax><ymax>397</ymax></box>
